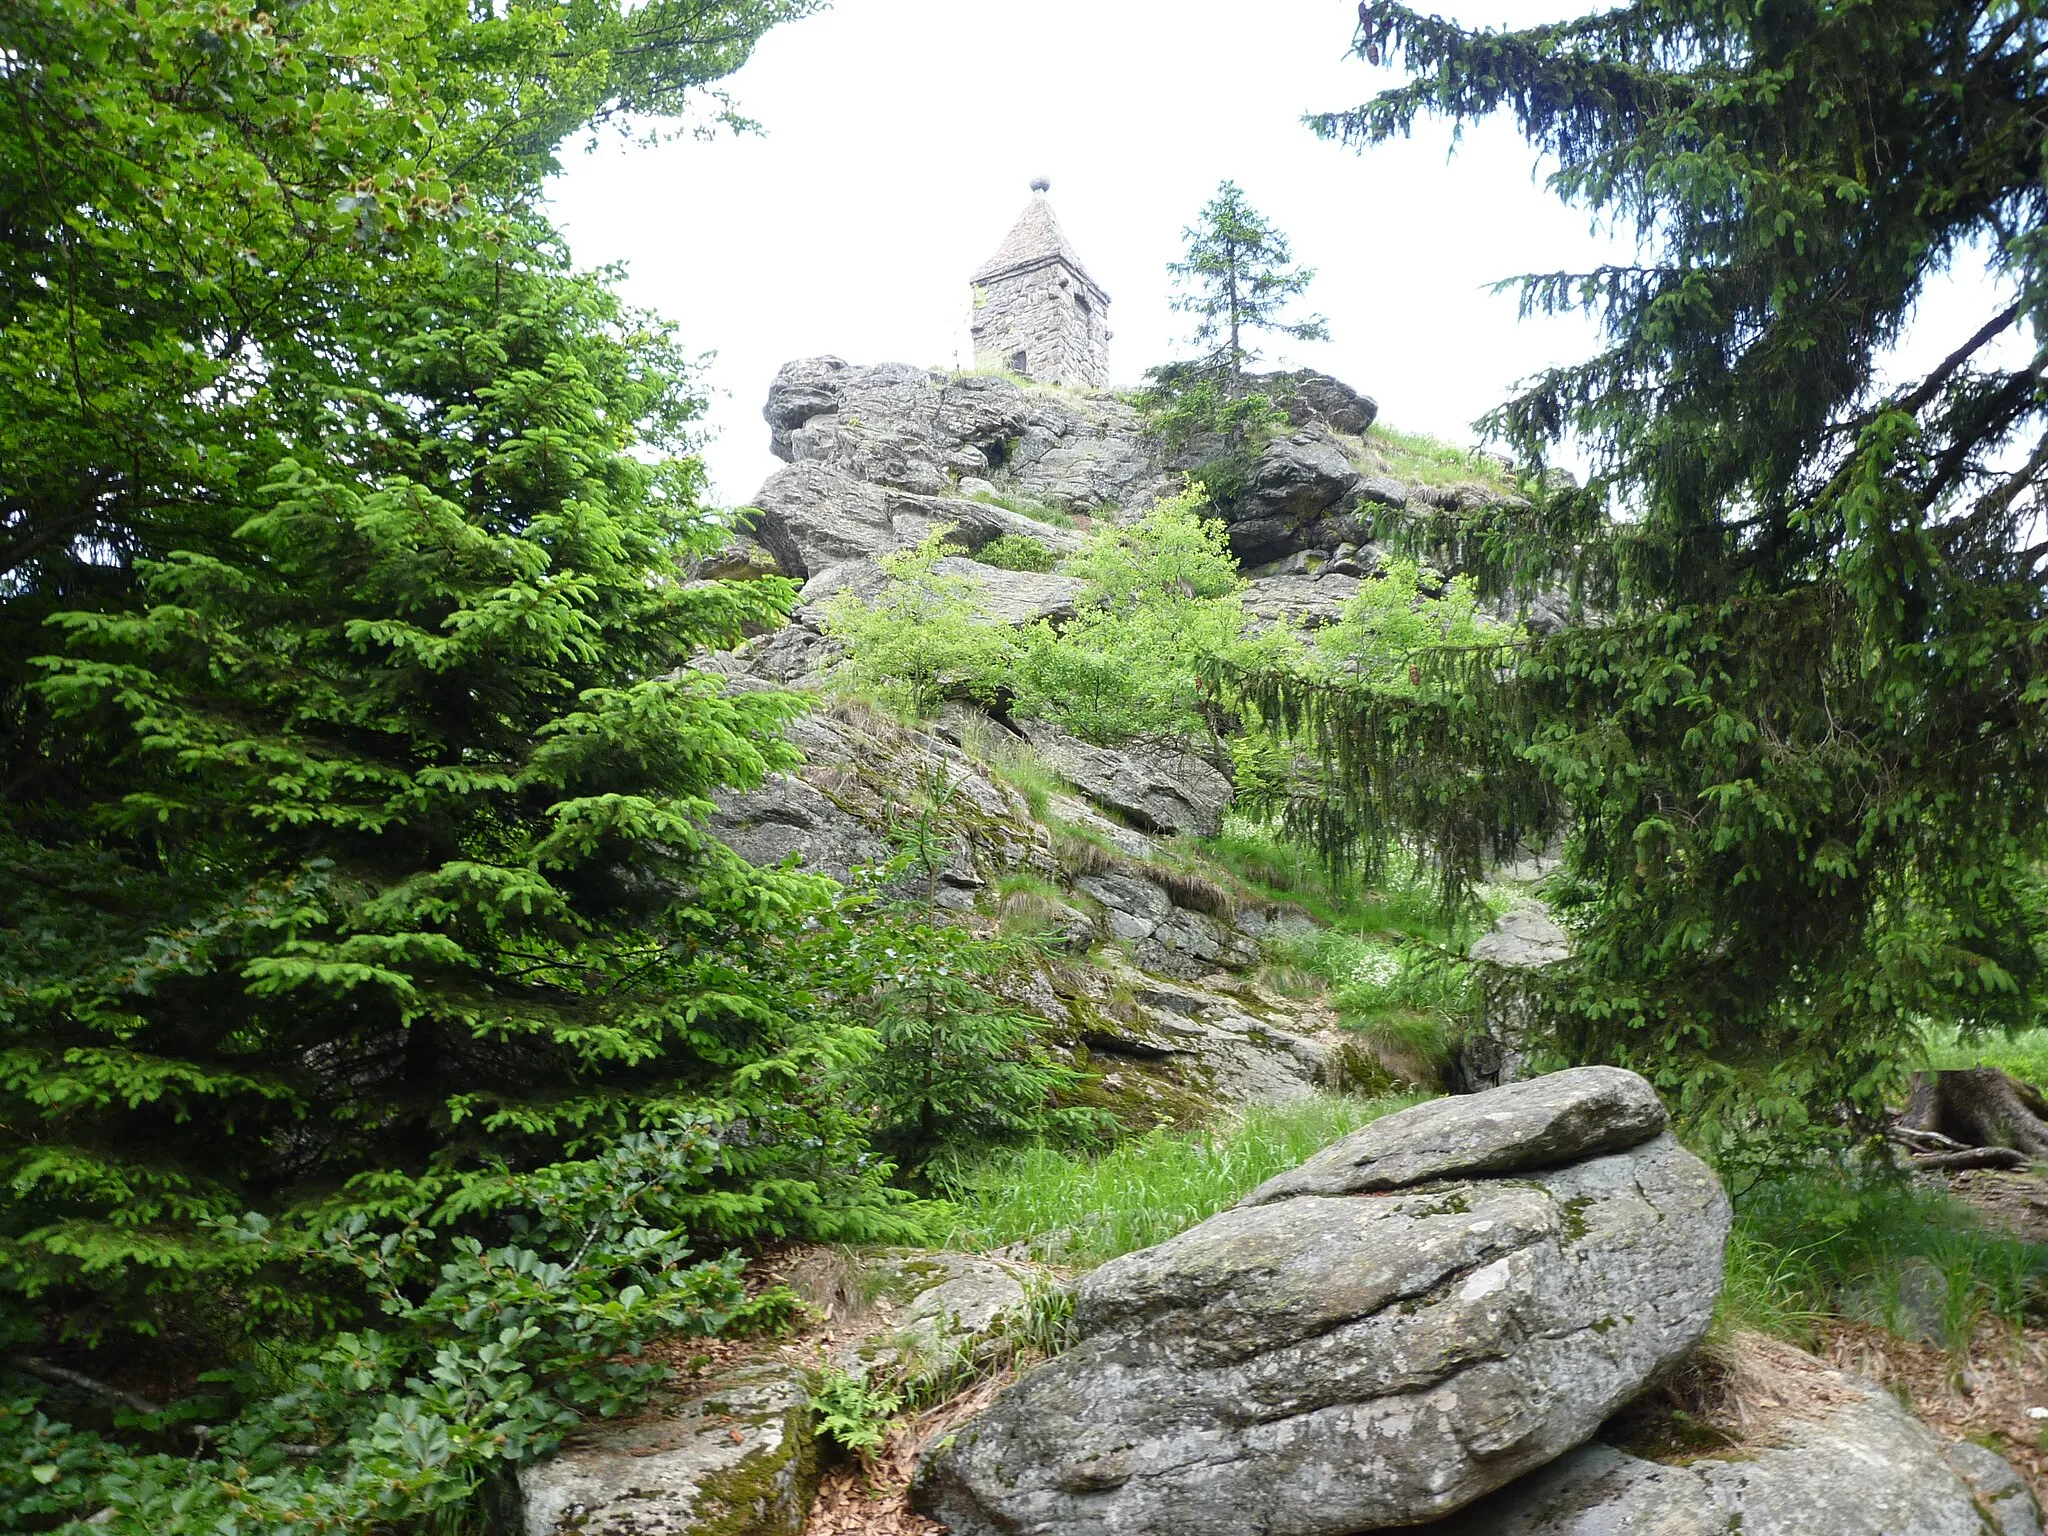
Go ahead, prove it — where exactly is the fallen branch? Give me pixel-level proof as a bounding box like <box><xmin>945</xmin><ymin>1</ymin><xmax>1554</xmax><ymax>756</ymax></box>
<box><xmin>8</xmin><ymin>1356</ymin><xmax>162</xmax><ymax>1418</ymax></box>
<box><xmin>1885</xmin><ymin>1124</ymin><xmax>1970</xmax><ymax>1154</ymax></box>
<box><xmin>1908</xmin><ymin>1147</ymin><xmax>2033</xmax><ymax>1173</ymax></box>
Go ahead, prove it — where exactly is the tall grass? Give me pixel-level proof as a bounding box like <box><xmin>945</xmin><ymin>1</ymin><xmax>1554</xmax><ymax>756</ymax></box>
<box><xmin>928</xmin><ymin>1093</ymin><xmax>1428</xmax><ymax>1266</ymax></box>
<box><xmin>1362</xmin><ymin>423</ymin><xmax>1517</xmax><ymax>489</ymax></box>
<box><xmin>967</xmin><ymin>488</ymin><xmax>1075</xmax><ymax>529</ymax></box>
<box><xmin>1201</xmin><ymin>819</ymin><xmax>1480</xmax><ymax>940</ymax></box>
<box><xmin>1720</xmin><ymin>1167</ymin><xmax>2048</xmax><ymax>1356</ymax></box>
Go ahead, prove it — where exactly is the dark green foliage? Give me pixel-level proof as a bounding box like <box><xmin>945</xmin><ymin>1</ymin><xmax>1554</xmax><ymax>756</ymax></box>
<box><xmin>1242</xmin><ymin>0</ymin><xmax>2048</xmax><ymax>1153</ymax></box>
<box><xmin>0</xmin><ymin>0</ymin><xmax>907</xmax><ymax>1389</ymax></box>
<box><xmin>0</xmin><ymin>1129</ymin><xmax>796</xmax><ymax>1531</ymax></box>
<box><xmin>849</xmin><ymin>919</ymin><xmax>1096</xmax><ymax>1170</ymax></box>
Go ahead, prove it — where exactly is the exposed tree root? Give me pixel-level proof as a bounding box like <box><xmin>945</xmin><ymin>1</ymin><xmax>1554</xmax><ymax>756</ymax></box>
<box><xmin>1890</xmin><ymin>1067</ymin><xmax>2048</xmax><ymax>1168</ymax></box>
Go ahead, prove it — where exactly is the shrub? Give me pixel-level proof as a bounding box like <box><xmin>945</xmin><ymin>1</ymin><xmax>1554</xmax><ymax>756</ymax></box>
<box><xmin>1310</xmin><ymin>556</ymin><xmax>1513</xmax><ymax>688</ymax></box>
<box><xmin>838</xmin><ymin>915</ymin><xmax>1101</xmax><ymax>1171</ymax></box>
<box><xmin>810</xmin><ymin>1366</ymin><xmax>903</xmax><ymax>1456</ymax></box>
<box><xmin>0</xmin><ymin>1129</ymin><xmax>797</xmax><ymax>1531</ymax></box>
<box><xmin>822</xmin><ymin>528</ymin><xmax>1015</xmax><ymax>717</ymax></box>
<box><xmin>1010</xmin><ymin>486</ymin><xmax>1304</xmax><ymax>746</ymax></box>
<box><xmin>974</xmin><ymin>534</ymin><xmax>1058</xmax><ymax>573</ymax></box>
<box><xmin>1134</xmin><ymin>366</ymin><xmax>1291</xmax><ymax>507</ymax></box>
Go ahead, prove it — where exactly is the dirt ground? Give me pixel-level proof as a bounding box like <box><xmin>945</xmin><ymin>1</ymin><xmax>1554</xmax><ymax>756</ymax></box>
<box><xmin>1946</xmin><ymin>1164</ymin><xmax>2048</xmax><ymax>1245</ymax></box>
<box><xmin>1818</xmin><ymin>1318</ymin><xmax>2048</xmax><ymax>1504</ymax></box>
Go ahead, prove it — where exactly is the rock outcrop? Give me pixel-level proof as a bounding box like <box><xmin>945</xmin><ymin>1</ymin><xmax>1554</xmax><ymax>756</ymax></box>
<box><xmin>1267</xmin><ymin>368</ymin><xmax>1381</xmax><ymax>436</ymax></box>
<box><xmin>915</xmin><ymin>1068</ymin><xmax>1730</xmax><ymax>1536</ymax></box>
<box><xmin>1212</xmin><ymin>424</ymin><xmax>1367</xmax><ymax>565</ymax></box>
<box><xmin>702</xmin><ymin>357</ymin><xmax>1538</xmax><ymax>1116</ymax></box>
<box><xmin>824</xmin><ymin>1250</ymin><xmax>1042</xmax><ymax>1387</ymax></box>
<box><xmin>758</xmin><ymin>357</ymin><xmax>1169</xmax><ymax>531</ymax></box>
<box><xmin>518</xmin><ymin>1361</ymin><xmax>817</xmax><ymax>1536</ymax></box>
<box><xmin>1438</xmin><ymin>1343</ymin><xmax>2043</xmax><ymax>1536</ymax></box>
<box><xmin>728</xmin><ymin>357</ymin><xmax>1523</xmax><ymax>689</ymax></box>
<box><xmin>1456</xmin><ymin>900</ymin><xmax>1573</xmax><ymax>1093</ymax></box>
<box><xmin>1017</xmin><ymin>723</ymin><xmax>1233</xmax><ymax>838</ymax></box>
<box><xmin>704</xmin><ymin>695</ymin><xmax>1352</xmax><ymax>1103</ymax></box>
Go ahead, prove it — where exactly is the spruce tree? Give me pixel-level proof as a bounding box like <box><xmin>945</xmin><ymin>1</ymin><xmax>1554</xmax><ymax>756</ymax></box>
<box><xmin>0</xmin><ymin>0</ymin><xmax>906</xmax><ymax>1362</ymax></box>
<box><xmin>1240</xmin><ymin>1</ymin><xmax>2048</xmax><ymax>1153</ymax></box>
<box><xmin>1168</xmin><ymin>181</ymin><xmax>1330</xmax><ymax>383</ymax></box>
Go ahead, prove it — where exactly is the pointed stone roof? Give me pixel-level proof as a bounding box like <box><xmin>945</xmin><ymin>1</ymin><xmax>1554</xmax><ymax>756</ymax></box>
<box><xmin>971</xmin><ymin>183</ymin><xmax>1108</xmax><ymax>300</ymax></box>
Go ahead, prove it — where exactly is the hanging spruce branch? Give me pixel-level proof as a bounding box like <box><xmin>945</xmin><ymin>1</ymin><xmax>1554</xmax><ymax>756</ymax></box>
<box><xmin>1240</xmin><ymin>0</ymin><xmax>2048</xmax><ymax>1156</ymax></box>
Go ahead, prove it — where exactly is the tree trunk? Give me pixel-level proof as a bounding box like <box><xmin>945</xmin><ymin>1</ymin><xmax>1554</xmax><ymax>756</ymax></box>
<box><xmin>1894</xmin><ymin>1067</ymin><xmax>2048</xmax><ymax>1160</ymax></box>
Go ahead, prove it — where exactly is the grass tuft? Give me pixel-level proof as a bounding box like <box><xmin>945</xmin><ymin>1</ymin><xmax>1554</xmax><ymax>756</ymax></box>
<box><xmin>928</xmin><ymin>1093</ymin><xmax>1429</xmax><ymax>1266</ymax></box>
<box><xmin>968</xmin><ymin>489</ymin><xmax>1076</xmax><ymax>529</ymax></box>
<box><xmin>1719</xmin><ymin>1166</ymin><xmax>2048</xmax><ymax>1358</ymax></box>
<box><xmin>1359</xmin><ymin>423</ymin><xmax>1519</xmax><ymax>491</ymax></box>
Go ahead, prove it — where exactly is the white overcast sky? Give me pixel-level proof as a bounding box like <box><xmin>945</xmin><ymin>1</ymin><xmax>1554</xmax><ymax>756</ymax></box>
<box><xmin>547</xmin><ymin>0</ymin><xmax>2023</xmax><ymax>506</ymax></box>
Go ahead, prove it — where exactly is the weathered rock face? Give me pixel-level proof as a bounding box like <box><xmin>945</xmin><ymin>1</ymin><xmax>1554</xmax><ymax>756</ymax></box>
<box><xmin>1240</xmin><ymin>569</ymin><xmax>1365</xmax><ymax>630</ymax></box>
<box><xmin>708</xmin><ymin>696</ymin><xmax>1052</xmax><ymax>906</ymax></box>
<box><xmin>826</xmin><ymin>1250</ymin><xmax>1042</xmax><ymax>1386</ymax></box>
<box><xmin>1437</xmin><ymin>1357</ymin><xmax>2042</xmax><ymax>1536</ymax></box>
<box><xmin>704</xmin><ymin>696</ymin><xmax>1348</xmax><ymax>1110</ymax></box>
<box><xmin>1212</xmin><ymin>425</ymin><xmax>1365</xmax><ymax>565</ymax></box>
<box><xmin>798</xmin><ymin>555</ymin><xmax>1085</xmax><ymax>627</ymax></box>
<box><xmin>749</xmin><ymin>460</ymin><xmax>1084</xmax><ymax>583</ymax></box>
<box><xmin>759</xmin><ymin>358</ymin><xmax>1170</xmax><ymax>524</ymax></box>
<box><xmin>915</xmin><ymin>1068</ymin><xmax>1729</xmax><ymax>1536</ymax></box>
<box><xmin>1239</xmin><ymin>1064</ymin><xmax>1665</xmax><ymax>1204</ymax></box>
<box><xmin>1458</xmin><ymin>900</ymin><xmax>1574</xmax><ymax>1093</ymax></box>
<box><xmin>518</xmin><ymin>1362</ymin><xmax>816</xmax><ymax>1536</ymax></box>
<box><xmin>1264</xmin><ymin>368</ymin><xmax>1381</xmax><ymax>436</ymax></box>
<box><xmin>1018</xmin><ymin>723</ymin><xmax>1234</xmax><ymax>838</ymax></box>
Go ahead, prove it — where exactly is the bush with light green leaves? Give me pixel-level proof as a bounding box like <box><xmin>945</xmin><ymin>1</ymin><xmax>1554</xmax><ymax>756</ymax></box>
<box><xmin>822</xmin><ymin>529</ymin><xmax>1016</xmax><ymax>718</ymax></box>
<box><xmin>1010</xmin><ymin>484</ymin><xmax>1303</xmax><ymax>747</ymax></box>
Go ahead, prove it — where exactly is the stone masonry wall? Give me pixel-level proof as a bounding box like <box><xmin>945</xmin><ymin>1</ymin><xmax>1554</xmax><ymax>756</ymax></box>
<box><xmin>971</xmin><ymin>260</ymin><xmax>1110</xmax><ymax>389</ymax></box>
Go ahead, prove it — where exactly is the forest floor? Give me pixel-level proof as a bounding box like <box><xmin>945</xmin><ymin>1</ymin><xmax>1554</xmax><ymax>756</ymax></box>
<box><xmin>1948</xmin><ymin>1165</ymin><xmax>2048</xmax><ymax>1245</ymax></box>
<box><xmin>1820</xmin><ymin>1319</ymin><xmax>2048</xmax><ymax>1503</ymax></box>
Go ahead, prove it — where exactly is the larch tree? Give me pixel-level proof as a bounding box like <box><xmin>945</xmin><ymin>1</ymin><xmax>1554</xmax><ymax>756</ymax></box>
<box><xmin>1237</xmin><ymin>1</ymin><xmax>2048</xmax><ymax>1158</ymax></box>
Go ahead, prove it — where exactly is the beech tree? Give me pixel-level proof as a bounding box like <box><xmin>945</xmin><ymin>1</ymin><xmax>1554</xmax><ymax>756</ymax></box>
<box><xmin>1241</xmin><ymin>1</ymin><xmax>2048</xmax><ymax>1155</ymax></box>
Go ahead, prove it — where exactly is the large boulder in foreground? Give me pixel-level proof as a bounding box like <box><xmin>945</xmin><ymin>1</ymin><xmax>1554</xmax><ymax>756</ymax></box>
<box><xmin>914</xmin><ymin>1068</ymin><xmax>1729</xmax><ymax>1536</ymax></box>
<box><xmin>1437</xmin><ymin>1339</ymin><xmax>2042</xmax><ymax>1536</ymax></box>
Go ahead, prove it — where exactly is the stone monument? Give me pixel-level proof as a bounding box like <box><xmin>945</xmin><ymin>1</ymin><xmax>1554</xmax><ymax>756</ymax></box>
<box><xmin>969</xmin><ymin>179</ymin><xmax>1110</xmax><ymax>388</ymax></box>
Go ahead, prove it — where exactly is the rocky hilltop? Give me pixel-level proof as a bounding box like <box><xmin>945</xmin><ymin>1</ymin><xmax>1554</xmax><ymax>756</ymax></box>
<box><xmin>711</xmin><ymin>357</ymin><xmax>1532</xmax><ymax>688</ymax></box>
<box><xmin>504</xmin><ymin>363</ymin><xmax>2045</xmax><ymax>1536</ymax></box>
<box><xmin>687</xmin><ymin>358</ymin><xmax>1543</xmax><ymax>1120</ymax></box>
